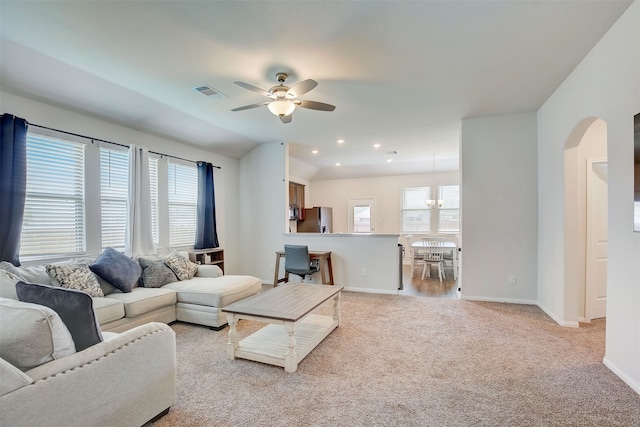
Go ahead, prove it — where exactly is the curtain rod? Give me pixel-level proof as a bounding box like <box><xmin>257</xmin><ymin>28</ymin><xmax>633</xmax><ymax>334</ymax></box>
<box><xmin>27</xmin><ymin>122</ymin><xmax>221</xmax><ymax>169</ymax></box>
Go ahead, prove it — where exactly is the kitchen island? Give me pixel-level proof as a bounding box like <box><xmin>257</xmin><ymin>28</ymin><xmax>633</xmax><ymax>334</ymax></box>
<box><xmin>282</xmin><ymin>233</ymin><xmax>400</xmax><ymax>294</ymax></box>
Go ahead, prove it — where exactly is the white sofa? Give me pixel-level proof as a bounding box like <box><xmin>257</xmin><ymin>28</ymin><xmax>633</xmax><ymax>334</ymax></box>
<box><xmin>1</xmin><ymin>257</ymin><xmax>262</xmax><ymax>332</ymax></box>
<box><xmin>0</xmin><ymin>301</ymin><xmax>176</xmax><ymax>427</ymax></box>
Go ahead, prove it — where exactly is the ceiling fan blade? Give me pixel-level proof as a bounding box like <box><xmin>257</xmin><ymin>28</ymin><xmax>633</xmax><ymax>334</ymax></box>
<box><xmin>231</xmin><ymin>102</ymin><xmax>270</xmax><ymax>112</ymax></box>
<box><xmin>295</xmin><ymin>100</ymin><xmax>336</xmax><ymax>112</ymax></box>
<box><xmin>233</xmin><ymin>81</ymin><xmax>272</xmax><ymax>98</ymax></box>
<box><xmin>280</xmin><ymin>114</ymin><xmax>293</xmax><ymax>124</ymax></box>
<box><xmin>287</xmin><ymin>79</ymin><xmax>318</xmax><ymax>98</ymax></box>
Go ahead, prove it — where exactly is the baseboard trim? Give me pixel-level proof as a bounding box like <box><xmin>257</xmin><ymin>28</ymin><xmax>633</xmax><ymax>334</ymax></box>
<box><xmin>460</xmin><ymin>295</ymin><xmax>538</xmax><ymax>305</ymax></box>
<box><xmin>536</xmin><ymin>302</ymin><xmax>580</xmax><ymax>328</ymax></box>
<box><xmin>343</xmin><ymin>286</ymin><xmax>398</xmax><ymax>295</ymax></box>
<box><xmin>603</xmin><ymin>356</ymin><xmax>640</xmax><ymax>395</ymax></box>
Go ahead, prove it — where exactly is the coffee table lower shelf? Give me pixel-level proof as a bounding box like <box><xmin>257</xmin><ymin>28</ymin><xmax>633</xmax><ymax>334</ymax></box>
<box><xmin>229</xmin><ymin>314</ymin><xmax>338</xmax><ymax>372</ymax></box>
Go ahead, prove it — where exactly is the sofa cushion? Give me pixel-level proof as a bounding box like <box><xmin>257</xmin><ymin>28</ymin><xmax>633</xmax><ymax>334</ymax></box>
<box><xmin>0</xmin><ymin>261</ymin><xmax>26</xmax><ymax>282</ymax></box>
<box><xmin>46</xmin><ymin>263</ymin><xmax>104</xmax><ymax>297</ymax></box>
<box><xmin>16</xmin><ymin>282</ymin><xmax>103</xmax><ymax>352</ymax></box>
<box><xmin>164</xmin><ymin>251</ymin><xmax>198</xmax><ymax>281</ymax></box>
<box><xmin>0</xmin><ymin>297</ymin><xmax>76</xmax><ymax>371</ymax></box>
<box><xmin>0</xmin><ymin>356</ymin><xmax>33</xmax><ymax>395</ymax></box>
<box><xmin>163</xmin><ymin>275</ymin><xmax>262</xmax><ymax>307</ymax></box>
<box><xmin>90</xmin><ymin>247</ymin><xmax>142</xmax><ymax>293</ymax></box>
<box><xmin>0</xmin><ymin>269</ymin><xmax>20</xmax><ymax>299</ymax></box>
<box><xmin>195</xmin><ymin>264</ymin><xmax>223</xmax><ymax>278</ymax></box>
<box><xmin>92</xmin><ymin>296</ymin><xmax>125</xmax><ymax>324</ymax></box>
<box><xmin>139</xmin><ymin>257</ymin><xmax>178</xmax><ymax>288</ymax></box>
<box><xmin>104</xmin><ymin>287</ymin><xmax>177</xmax><ymax>318</ymax></box>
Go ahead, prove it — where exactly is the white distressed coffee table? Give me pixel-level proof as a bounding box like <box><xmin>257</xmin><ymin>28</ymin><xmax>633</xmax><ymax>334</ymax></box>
<box><xmin>222</xmin><ymin>283</ymin><xmax>343</xmax><ymax>373</ymax></box>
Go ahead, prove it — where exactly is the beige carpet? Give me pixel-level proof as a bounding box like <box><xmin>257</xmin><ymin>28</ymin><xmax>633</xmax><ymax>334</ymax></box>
<box><xmin>150</xmin><ymin>292</ymin><xmax>639</xmax><ymax>427</ymax></box>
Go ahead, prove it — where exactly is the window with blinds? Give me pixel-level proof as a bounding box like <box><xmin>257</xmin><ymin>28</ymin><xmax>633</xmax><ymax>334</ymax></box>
<box><xmin>20</xmin><ymin>134</ymin><xmax>86</xmax><ymax>257</ymax></box>
<box><xmin>402</xmin><ymin>186</ymin><xmax>431</xmax><ymax>232</ymax></box>
<box><xmin>401</xmin><ymin>185</ymin><xmax>460</xmax><ymax>233</ymax></box>
<box><xmin>100</xmin><ymin>146</ymin><xmax>128</xmax><ymax>250</ymax></box>
<box><xmin>148</xmin><ymin>156</ymin><xmax>159</xmax><ymax>245</ymax></box>
<box><xmin>438</xmin><ymin>185</ymin><xmax>460</xmax><ymax>233</ymax></box>
<box><xmin>168</xmin><ymin>160</ymin><xmax>197</xmax><ymax>247</ymax></box>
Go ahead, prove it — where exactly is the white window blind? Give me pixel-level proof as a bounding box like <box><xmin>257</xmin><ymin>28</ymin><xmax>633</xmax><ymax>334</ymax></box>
<box><xmin>100</xmin><ymin>146</ymin><xmax>128</xmax><ymax>250</ymax></box>
<box><xmin>438</xmin><ymin>185</ymin><xmax>460</xmax><ymax>233</ymax></box>
<box><xmin>20</xmin><ymin>134</ymin><xmax>86</xmax><ymax>257</ymax></box>
<box><xmin>168</xmin><ymin>160</ymin><xmax>197</xmax><ymax>247</ymax></box>
<box><xmin>402</xmin><ymin>186</ymin><xmax>431</xmax><ymax>232</ymax></box>
<box><xmin>149</xmin><ymin>156</ymin><xmax>159</xmax><ymax>245</ymax></box>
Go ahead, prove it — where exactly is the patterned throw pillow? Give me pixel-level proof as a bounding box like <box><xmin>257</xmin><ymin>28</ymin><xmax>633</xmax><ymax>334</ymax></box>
<box><xmin>164</xmin><ymin>252</ymin><xmax>198</xmax><ymax>281</ymax></box>
<box><xmin>45</xmin><ymin>263</ymin><xmax>104</xmax><ymax>298</ymax></box>
<box><xmin>138</xmin><ymin>257</ymin><xmax>178</xmax><ymax>288</ymax></box>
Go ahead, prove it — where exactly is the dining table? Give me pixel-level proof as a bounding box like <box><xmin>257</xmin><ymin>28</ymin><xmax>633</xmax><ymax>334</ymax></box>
<box><xmin>410</xmin><ymin>240</ymin><xmax>459</xmax><ymax>280</ymax></box>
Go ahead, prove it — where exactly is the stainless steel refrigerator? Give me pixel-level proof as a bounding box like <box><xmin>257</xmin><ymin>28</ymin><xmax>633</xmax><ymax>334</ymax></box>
<box><xmin>297</xmin><ymin>207</ymin><xmax>333</xmax><ymax>233</ymax></box>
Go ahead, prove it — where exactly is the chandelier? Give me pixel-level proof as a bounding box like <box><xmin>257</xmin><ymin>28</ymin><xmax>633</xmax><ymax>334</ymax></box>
<box><xmin>427</xmin><ymin>154</ymin><xmax>443</xmax><ymax>209</ymax></box>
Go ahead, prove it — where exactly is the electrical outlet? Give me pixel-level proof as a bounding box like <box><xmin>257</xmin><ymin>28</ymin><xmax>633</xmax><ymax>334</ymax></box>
<box><xmin>267</xmin><ymin>264</ymin><xmax>273</xmax><ymax>271</ymax></box>
<box><xmin>508</xmin><ymin>275</ymin><xmax>517</xmax><ymax>285</ymax></box>
<box><xmin>361</xmin><ymin>268</ymin><xmax>367</xmax><ymax>276</ymax></box>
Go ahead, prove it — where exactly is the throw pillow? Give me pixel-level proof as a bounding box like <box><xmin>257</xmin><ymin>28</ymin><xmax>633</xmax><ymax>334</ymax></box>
<box><xmin>90</xmin><ymin>247</ymin><xmax>142</xmax><ymax>293</ymax></box>
<box><xmin>0</xmin><ymin>297</ymin><xmax>76</xmax><ymax>370</ymax></box>
<box><xmin>0</xmin><ymin>269</ymin><xmax>20</xmax><ymax>299</ymax></box>
<box><xmin>138</xmin><ymin>257</ymin><xmax>178</xmax><ymax>288</ymax></box>
<box><xmin>16</xmin><ymin>282</ymin><xmax>103</xmax><ymax>352</ymax></box>
<box><xmin>0</xmin><ymin>261</ymin><xmax>27</xmax><ymax>282</ymax></box>
<box><xmin>164</xmin><ymin>252</ymin><xmax>198</xmax><ymax>281</ymax></box>
<box><xmin>46</xmin><ymin>263</ymin><xmax>104</xmax><ymax>297</ymax></box>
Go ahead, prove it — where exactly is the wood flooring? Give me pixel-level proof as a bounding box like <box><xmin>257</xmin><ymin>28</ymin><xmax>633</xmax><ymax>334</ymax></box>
<box><xmin>399</xmin><ymin>263</ymin><xmax>458</xmax><ymax>299</ymax></box>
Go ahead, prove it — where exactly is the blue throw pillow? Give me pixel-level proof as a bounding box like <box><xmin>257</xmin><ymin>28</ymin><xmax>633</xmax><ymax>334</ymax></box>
<box><xmin>90</xmin><ymin>247</ymin><xmax>142</xmax><ymax>293</ymax></box>
<box><xmin>15</xmin><ymin>281</ymin><xmax>103</xmax><ymax>352</ymax></box>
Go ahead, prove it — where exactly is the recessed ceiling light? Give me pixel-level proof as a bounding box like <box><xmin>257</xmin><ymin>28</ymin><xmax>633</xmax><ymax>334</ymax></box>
<box><xmin>311</xmin><ymin>150</ymin><xmax>319</xmax><ymax>154</ymax></box>
<box><xmin>337</xmin><ymin>139</ymin><xmax>345</xmax><ymax>144</ymax></box>
<box><xmin>387</xmin><ymin>159</ymin><xmax>393</xmax><ymax>163</ymax></box>
<box><xmin>335</xmin><ymin>163</ymin><xmax>341</xmax><ymax>166</ymax></box>
<box><xmin>373</xmin><ymin>144</ymin><xmax>381</xmax><ymax>148</ymax></box>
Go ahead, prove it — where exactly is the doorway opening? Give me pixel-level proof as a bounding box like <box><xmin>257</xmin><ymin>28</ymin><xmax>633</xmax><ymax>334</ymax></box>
<box><xmin>563</xmin><ymin>118</ymin><xmax>608</xmax><ymax>323</ymax></box>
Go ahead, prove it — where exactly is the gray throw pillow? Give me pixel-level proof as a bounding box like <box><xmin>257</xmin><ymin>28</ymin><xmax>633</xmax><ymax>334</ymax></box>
<box><xmin>90</xmin><ymin>247</ymin><xmax>142</xmax><ymax>293</ymax></box>
<box><xmin>138</xmin><ymin>257</ymin><xmax>178</xmax><ymax>288</ymax></box>
<box><xmin>16</xmin><ymin>282</ymin><xmax>103</xmax><ymax>352</ymax></box>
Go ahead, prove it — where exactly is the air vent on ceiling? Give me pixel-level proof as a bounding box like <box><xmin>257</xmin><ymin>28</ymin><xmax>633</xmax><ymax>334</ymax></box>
<box><xmin>193</xmin><ymin>85</ymin><xmax>226</xmax><ymax>100</ymax></box>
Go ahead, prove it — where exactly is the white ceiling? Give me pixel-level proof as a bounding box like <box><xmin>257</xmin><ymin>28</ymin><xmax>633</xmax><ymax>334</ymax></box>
<box><xmin>0</xmin><ymin>1</ymin><xmax>631</xmax><ymax>180</ymax></box>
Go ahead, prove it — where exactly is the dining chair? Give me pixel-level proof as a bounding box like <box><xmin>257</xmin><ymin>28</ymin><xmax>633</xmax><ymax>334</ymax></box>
<box><xmin>442</xmin><ymin>236</ymin><xmax>459</xmax><ymax>280</ymax></box>
<box><xmin>284</xmin><ymin>244</ymin><xmax>320</xmax><ymax>283</ymax></box>
<box><xmin>406</xmin><ymin>235</ymin><xmax>426</xmax><ymax>277</ymax></box>
<box><xmin>421</xmin><ymin>238</ymin><xmax>445</xmax><ymax>282</ymax></box>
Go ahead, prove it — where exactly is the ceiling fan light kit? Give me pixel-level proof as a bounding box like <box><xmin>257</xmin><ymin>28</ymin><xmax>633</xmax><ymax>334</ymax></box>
<box><xmin>232</xmin><ymin>72</ymin><xmax>335</xmax><ymax>124</ymax></box>
<box><xmin>268</xmin><ymin>99</ymin><xmax>296</xmax><ymax>117</ymax></box>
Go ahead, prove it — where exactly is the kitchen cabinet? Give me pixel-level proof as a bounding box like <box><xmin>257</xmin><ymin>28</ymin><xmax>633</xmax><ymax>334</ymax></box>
<box><xmin>289</xmin><ymin>182</ymin><xmax>305</xmax><ymax>219</ymax></box>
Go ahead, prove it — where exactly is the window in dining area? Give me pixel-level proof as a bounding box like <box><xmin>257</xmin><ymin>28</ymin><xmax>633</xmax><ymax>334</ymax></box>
<box><xmin>401</xmin><ymin>185</ymin><xmax>459</xmax><ymax>233</ymax></box>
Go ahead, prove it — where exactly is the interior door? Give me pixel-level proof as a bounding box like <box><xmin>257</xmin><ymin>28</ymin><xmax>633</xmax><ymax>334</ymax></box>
<box><xmin>585</xmin><ymin>160</ymin><xmax>608</xmax><ymax>320</ymax></box>
<box><xmin>348</xmin><ymin>198</ymin><xmax>375</xmax><ymax>233</ymax></box>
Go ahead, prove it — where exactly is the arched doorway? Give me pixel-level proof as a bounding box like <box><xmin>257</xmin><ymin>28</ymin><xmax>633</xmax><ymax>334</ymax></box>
<box><xmin>564</xmin><ymin>118</ymin><xmax>608</xmax><ymax>323</ymax></box>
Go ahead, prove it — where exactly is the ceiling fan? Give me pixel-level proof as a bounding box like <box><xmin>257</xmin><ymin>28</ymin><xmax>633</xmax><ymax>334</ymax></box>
<box><xmin>231</xmin><ymin>72</ymin><xmax>335</xmax><ymax>124</ymax></box>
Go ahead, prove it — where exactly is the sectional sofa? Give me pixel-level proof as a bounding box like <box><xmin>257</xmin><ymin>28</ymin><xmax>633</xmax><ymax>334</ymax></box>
<box><xmin>0</xmin><ymin>251</ymin><xmax>262</xmax><ymax>426</ymax></box>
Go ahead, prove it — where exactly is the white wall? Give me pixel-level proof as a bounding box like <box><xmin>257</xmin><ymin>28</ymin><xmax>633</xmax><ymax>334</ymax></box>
<box><xmin>283</xmin><ymin>233</ymin><xmax>400</xmax><ymax>293</ymax></box>
<box><xmin>309</xmin><ymin>172</ymin><xmax>459</xmax><ymax>234</ymax></box>
<box><xmin>238</xmin><ymin>141</ymin><xmax>287</xmax><ymax>282</ymax></box>
<box><xmin>537</xmin><ymin>0</ymin><xmax>640</xmax><ymax>393</ymax></box>
<box><xmin>1</xmin><ymin>91</ymin><xmax>242</xmax><ymax>271</ymax></box>
<box><xmin>460</xmin><ymin>112</ymin><xmax>538</xmax><ymax>304</ymax></box>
